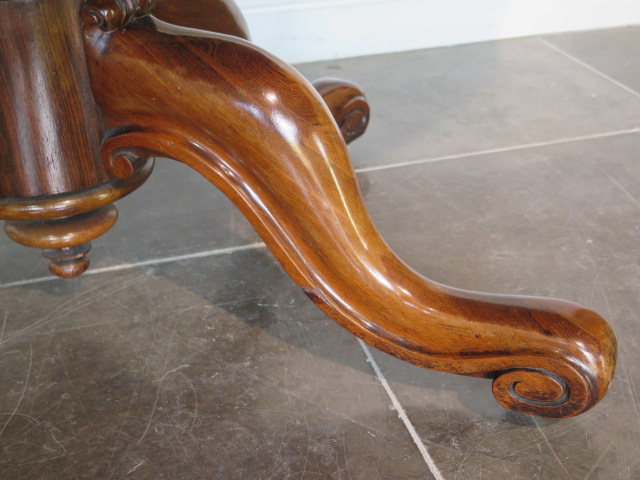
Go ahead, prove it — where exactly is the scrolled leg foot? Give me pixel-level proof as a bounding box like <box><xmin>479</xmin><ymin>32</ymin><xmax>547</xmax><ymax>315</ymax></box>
<box><xmin>313</xmin><ymin>78</ymin><xmax>371</xmax><ymax>144</ymax></box>
<box><xmin>82</xmin><ymin>9</ymin><xmax>616</xmax><ymax>418</ymax></box>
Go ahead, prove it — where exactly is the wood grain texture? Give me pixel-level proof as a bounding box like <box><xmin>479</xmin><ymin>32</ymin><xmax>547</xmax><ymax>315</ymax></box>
<box><xmin>0</xmin><ymin>0</ymin><xmax>107</xmax><ymax>198</ymax></box>
<box><xmin>81</xmin><ymin>9</ymin><xmax>617</xmax><ymax>418</ymax></box>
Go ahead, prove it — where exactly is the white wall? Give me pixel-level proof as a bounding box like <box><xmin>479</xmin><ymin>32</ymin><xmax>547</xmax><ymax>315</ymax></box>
<box><xmin>235</xmin><ymin>0</ymin><xmax>640</xmax><ymax>64</ymax></box>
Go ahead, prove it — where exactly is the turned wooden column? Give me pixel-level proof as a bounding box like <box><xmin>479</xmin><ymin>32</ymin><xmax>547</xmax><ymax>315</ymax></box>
<box><xmin>0</xmin><ymin>0</ymin><xmax>151</xmax><ymax>277</ymax></box>
<box><xmin>0</xmin><ymin>0</ymin><xmax>105</xmax><ymax>197</ymax></box>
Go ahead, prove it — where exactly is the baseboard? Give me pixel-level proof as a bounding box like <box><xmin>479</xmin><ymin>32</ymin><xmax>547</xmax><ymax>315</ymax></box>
<box><xmin>236</xmin><ymin>0</ymin><xmax>640</xmax><ymax>63</ymax></box>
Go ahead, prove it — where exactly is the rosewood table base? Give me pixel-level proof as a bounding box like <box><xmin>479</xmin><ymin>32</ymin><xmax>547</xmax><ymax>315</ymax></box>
<box><xmin>0</xmin><ymin>0</ymin><xmax>617</xmax><ymax>419</ymax></box>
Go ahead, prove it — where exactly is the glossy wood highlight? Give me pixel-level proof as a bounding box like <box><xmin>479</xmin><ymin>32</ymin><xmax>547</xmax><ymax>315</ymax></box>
<box><xmin>82</xmin><ymin>9</ymin><xmax>617</xmax><ymax>418</ymax></box>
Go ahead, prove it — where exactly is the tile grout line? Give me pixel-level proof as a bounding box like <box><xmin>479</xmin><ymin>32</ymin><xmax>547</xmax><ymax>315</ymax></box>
<box><xmin>0</xmin><ymin>242</ymin><xmax>267</xmax><ymax>289</ymax></box>
<box><xmin>537</xmin><ymin>37</ymin><xmax>640</xmax><ymax>100</ymax></box>
<box><xmin>357</xmin><ymin>338</ymin><xmax>445</xmax><ymax>480</ymax></box>
<box><xmin>355</xmin><ymin>127</ymin><xmax>640</xmax><ymax>173</ymax></box>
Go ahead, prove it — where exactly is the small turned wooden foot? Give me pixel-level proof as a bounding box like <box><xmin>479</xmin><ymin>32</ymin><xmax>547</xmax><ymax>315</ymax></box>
<box><xmin>43</xmin><ymin>244</ymin><xmax>92</xmax><ymax>278</ymax></box>
<box><xmin>4</xmin><ymin>205</ymin><xmax>118</xmax><ymax>278</ymax></box>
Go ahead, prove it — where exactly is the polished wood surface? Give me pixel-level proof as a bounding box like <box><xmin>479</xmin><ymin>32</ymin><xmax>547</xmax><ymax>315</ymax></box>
<box><xmin>144</xmin><ymin>1</ymin><xmax>370</xmax><ymax>143</ymax></box>
<box><xmin>5</xmin><ymin>204</ymin><xmax>118</xmax><ymax>278</ymax></box>
<box><xmin>81</xmin><ymin>5</ymin><xmax>617</xmax><ymax>418</ymax></box>
<box><xmin>43</xmin><ymin>243</ymin><xmax>93</xmax><ymax>278</ymax></box>
<box><xmin>0</xmin><ymin>0</ymin><xmax>106</xmax><ymax>198</ymax></box>
<box><xmin>313</xmin><ymin>78</ymin><xmax>370</xmax><ymax>144</ymax></box>
<box><xmin>4</xmin><ymin>204</ymin><xmax>118</xmax><ymax>250</ymax></box>
<box><xmin>0</xmin><ymin>158</ymin><xmax>154</xmax><ymax>221</ymax></box>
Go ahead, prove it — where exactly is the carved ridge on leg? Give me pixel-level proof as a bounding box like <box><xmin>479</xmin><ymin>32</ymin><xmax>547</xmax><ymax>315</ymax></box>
<box><xmin>83</xmin><ymin>14</ymin><xmax>617</xmax><ymax>418</ymax></box>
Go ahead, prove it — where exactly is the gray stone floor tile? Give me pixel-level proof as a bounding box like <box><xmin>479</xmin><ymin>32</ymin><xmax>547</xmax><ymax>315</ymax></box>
<box><xmin>542</xmin><ymin>26</ymin><xmax>640</xmax><ymax>94</ymax></box>
<box><xmin>359</xmin><ymin>132</ymin><xmax>640</xmax><ymax>480</ymax></box>
<box><xmin>296</xmin><ymin>36</ymin><xmax>640</xmax><ymax>169</ymax></box>
<box><xmin>0</xmin><ymin>250</ymin><xmax>433</xmax><ymax>479</ymax></box>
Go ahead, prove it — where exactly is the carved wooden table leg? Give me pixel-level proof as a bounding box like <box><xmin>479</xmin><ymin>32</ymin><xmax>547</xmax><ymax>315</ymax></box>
<box><xmin>76</xmin><ymin>0</ymin><xmax>617</xmax><ymax>418</ymax></box>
